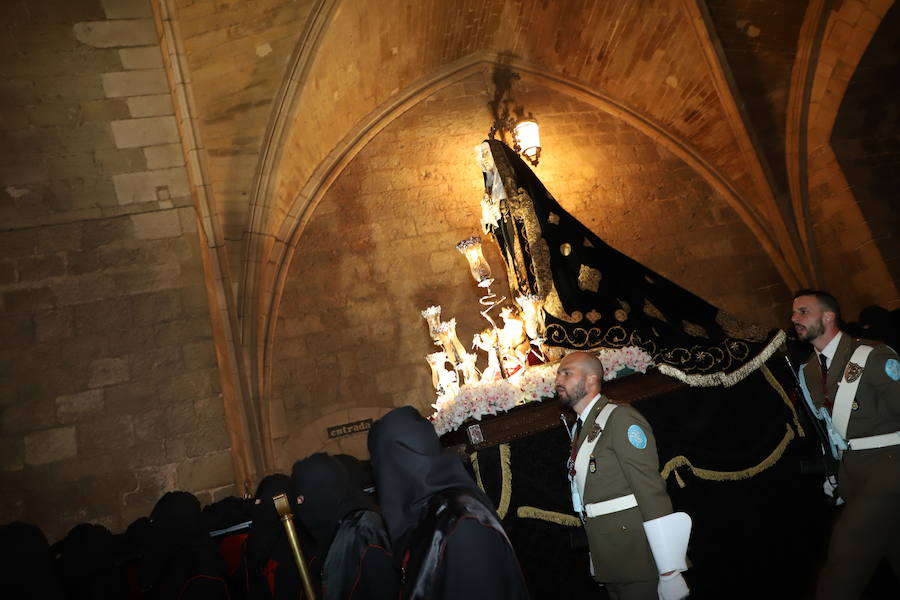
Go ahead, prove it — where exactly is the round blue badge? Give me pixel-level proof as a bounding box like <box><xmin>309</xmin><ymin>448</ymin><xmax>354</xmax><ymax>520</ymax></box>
<box><xmin>886</xmin><ymin>359</ymin><xmax>900</xmax><ymax>381</ymax></box>
<box><xmin>627</xmin><ymin>424</ymin><xmax>648</xmax><ymax>449</ymax></box>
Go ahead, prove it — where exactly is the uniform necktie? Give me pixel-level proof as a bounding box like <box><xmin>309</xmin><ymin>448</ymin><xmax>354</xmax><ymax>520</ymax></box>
<box><xmin>819</xmin><ymin>354</ymin><xmax>833</xmax><ymax>413</ymax></box>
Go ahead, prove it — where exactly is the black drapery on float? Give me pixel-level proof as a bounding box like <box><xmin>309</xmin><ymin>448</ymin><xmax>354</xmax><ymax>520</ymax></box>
<box><xmin>437</xmin><ymin>140</ymin><xmax>830</xmax><ymax>599</ymax></box>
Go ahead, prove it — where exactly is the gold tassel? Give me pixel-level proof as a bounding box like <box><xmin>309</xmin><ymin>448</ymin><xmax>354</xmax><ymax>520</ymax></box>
<box><xmin>674</xmin><ymin>468</ymin><xmax>686</xmax><ymax>488</ymax></box>
<box><xmin>470</xmin><ymin>451</ymin><xmax>484</xmax><ymax>492</ymax></box>
<box><xmin>516</xmin><ymin>506</ymin><xmax>582</xmax><ymax>527</ymax></box>
<box><xmin>660</xmin><ymin>424</ymin><xmax>795</xmax><ymax>482</ymax></box>
<box><xmin>761</xmin><ymin>364</ymin><xmax>804</xmax><ymax>437</ymax></box>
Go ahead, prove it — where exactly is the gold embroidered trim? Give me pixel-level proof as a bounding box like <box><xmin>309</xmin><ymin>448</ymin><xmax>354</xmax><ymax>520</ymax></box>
<box><xmin>586</xmin><ymin>310</ymin><xmax>602</xmax><ymax>323</ymax></box>
<box><xmin>614</xmin><ymin>309</ymin><xmax>627</xmax><ymax>322</ymax></box>
<box><xmin>643</xmin><ymin>299</ymin><xmax>667</xmax><ymax>322</ymax></box>
<box><xmin>578</xmin><ymin>264</ymin><xmax>601</xmax><ymax>293</ymax></box>
<box><xmin>716</xmin><ymin>310</ymin><xmax>767</xmax><ymax>342</ymax></box>
<box><xmin>548</xmin><ymin>212</ymin><xmax>560</xmax><ymax>225</ymax></box>
<box><xmin>761</xmin><ymin>363</ymin><xmax>803</xmax><ymax>437</ymax></box>
<box><xmin>469</xmin><ymin>444</ymin><xmax>512</xmax><ymax>520</ymax></box>
<box><xmin>560</xmin><ymin>243</ymin><xmax>572</xmax><ymax>256</ymax></box>
<box><xmin>656</xmin><ymin>330</ymin><xmax>786</xmax><ymax>387</ymax></box>
<box><xmin>660</xmin><ymin>423</ymin><xmax>794</xmax><ymax>483</ymax></box>
<box><xmin>682</xmin><ymin>320</ymin><xmax>709</xmax><ymax>339</ymax></box>
<box><xmin>516</xmin><ymin>506</ymin><xmax>582</xmax><ymax>527</ymax></box>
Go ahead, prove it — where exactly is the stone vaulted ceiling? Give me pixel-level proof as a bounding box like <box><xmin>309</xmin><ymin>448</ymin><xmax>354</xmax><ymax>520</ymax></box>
<box><xmin>153</xmin><ymin>0</ymin><xmax>898</xmax><ymax>479</ymax></box>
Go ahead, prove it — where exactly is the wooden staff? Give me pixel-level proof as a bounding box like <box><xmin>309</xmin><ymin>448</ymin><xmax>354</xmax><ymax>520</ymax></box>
<box><xmin>273</xmin><ymin>493</ymin><xmax>317</xmax><ymax>600</ymax></box>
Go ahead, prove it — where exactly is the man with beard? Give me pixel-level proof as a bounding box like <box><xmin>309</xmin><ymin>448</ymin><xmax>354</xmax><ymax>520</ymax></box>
<box><xmin>791</xmin><ymin>290</ymin><xmax>900</xmax><ymax>600</ymax></box>
<box><xmin>555</xmin><ymin>351</ymin><xmax>690</xmax><ymax>600</ymax></box>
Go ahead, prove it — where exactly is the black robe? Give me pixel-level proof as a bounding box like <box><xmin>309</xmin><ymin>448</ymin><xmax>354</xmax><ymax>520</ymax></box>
<box><xmin>367</xmin><ymin>406</ymin><xmax>529</xmax><ymax>600</ymax></box>
<box><xmin>292</xmin><ymin>452</ymin><xmax>398</xmax><ymax>600</ymax></box>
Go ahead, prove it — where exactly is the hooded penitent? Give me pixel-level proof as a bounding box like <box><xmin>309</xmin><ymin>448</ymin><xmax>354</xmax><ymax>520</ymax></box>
<box><xmin>367</xmin><ymin>406</ymin><xmax>529</xmax><ymax>600</ymax></box>
<box><xmin>290</xmin><ymin>453</ymin><xmax>374</xmax><ymax>553</ymax></box>
<box><xmin>366</xmin><ymin>406</ymin><xmax>491</xmax><ymax>546</ymax></box>
<box><xmin>245</xmin><ymin>473</ymin><xmax>311</xmax><ymax>600</ymax></box>
<box><xmin>139</xmin><ymin>491</ymin><xmax>227</xmax><ymax>600</ymax></box>
<box><xmin>292</xmin><ymin>453</ymin><xmax>396</xmax><ymax>600</ymax></box>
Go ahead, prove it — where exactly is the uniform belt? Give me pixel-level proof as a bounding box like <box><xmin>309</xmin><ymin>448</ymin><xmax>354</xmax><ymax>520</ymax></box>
<box><xmin>848</xmin><ymin>431</ymin><xmax>900</xmax><ymax>451</ymax></box>
<box><xmin>584</xmin><ymin>494</ymin><xmax>638</xmax><ymax>518</ymax></box>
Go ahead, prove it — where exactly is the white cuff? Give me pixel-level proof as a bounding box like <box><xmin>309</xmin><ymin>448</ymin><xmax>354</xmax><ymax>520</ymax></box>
<box><xmin>643</xmin><ymin>512</ymin><xmax>691</xmax><ymax>574</ymax></box>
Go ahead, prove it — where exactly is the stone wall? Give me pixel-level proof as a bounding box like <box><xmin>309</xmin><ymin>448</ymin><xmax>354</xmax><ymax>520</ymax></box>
<box><xmin>269</xmin><ymin>74</ymin><xmax>789</xmax><ymax>470</ymax></box>
<box><xmin>0</xmin><ymin>0</ymin><xmax>233</xmax><ymax>542</ymax></box>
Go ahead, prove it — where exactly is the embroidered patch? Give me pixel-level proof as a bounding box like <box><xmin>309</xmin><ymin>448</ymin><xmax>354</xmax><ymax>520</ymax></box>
<box><xmin>886</xmin><ymin>358</ymin><xmax>900</xmax><ymax>381</ymax></box>
<box><xmin>627</xmin><ymin>425</ymin><xmax>647</xmax><ymax>449</ymax></box>
<box><xmin>844</xmin><ymin>361</ymin><xmax>863</xmax><ymax>383</ymax></box>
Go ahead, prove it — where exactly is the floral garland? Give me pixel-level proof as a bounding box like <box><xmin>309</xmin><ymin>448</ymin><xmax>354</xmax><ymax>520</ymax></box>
<box><xmin>431</xmin><ymin>346</ymin><xmax>654</xmax><ymax>435</ymax></box>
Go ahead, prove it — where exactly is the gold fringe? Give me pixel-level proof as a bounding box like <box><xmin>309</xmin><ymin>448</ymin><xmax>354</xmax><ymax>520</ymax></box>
<box><xmin>498</xmin><ymin>443</ymin><xmax>512</xmax><ymax>520</ymax></box>
<box><xmin>674</xmin><ymin>468</ymin><xmax>685</xmax><ymax>488</ymax></box>
<box><xmin>656</xmin><ymin>330</ymin><xmax>786</xmax><ymax>388</ymax></box>
<box><xmin>469</xmin><ymin>445</ymin><xmax>512</xmax><ymax>519</ymax></box>
<box><xmin>660</xmin><ymin>424</ymin><xmax>795</xmax><ymax>483</ymax></box>
<box><xmin>761</xmin><ymin>364</ymin><xmax>804</xmax><ymax>437</ymax></box>
<box><xmin>470</xmin><ymin>451</ymin><xmax>484</xmax><ymax>492</ymax></box>
<box><xmin>516</xmin><ymin>506</ymin><xmax>582</xmax><ymax>527</ymax></box>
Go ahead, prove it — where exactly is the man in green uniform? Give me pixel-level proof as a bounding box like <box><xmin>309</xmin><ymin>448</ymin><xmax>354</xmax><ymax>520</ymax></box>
<box><xmin>792</xmin><ymin>290</ymin><xmax>900</xmax><ymax>599</ymax></box>
<box><xmin>556</xmin><ymin>351</ymin><xmax>691</xmax><ymax>600</ymax></box>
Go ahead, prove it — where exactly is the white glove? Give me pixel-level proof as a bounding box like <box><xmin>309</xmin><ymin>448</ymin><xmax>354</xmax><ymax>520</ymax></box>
<box><xmin>823</xmin><ymin>476</ymin><xmax>845</xmax><ymax>506</ymax></box>
<box><xmin>658</xmin><ymin>572</ymin><xmax>689</xmax><ymax>600</ymax></box>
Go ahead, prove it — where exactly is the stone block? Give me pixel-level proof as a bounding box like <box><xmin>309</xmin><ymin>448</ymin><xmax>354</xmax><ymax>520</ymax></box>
<box><xmin>113</xmin><ymin>167</ymin><xmax>188</xmax><ymax>204</ymax></box>
<box><xmin>133</xmin><ymin>403</ymin><xmax>196</xmax><ymax>442</ymax></box>
<box><xmin>92</xmin><ymin>146</ymin><xmax>147</xmax><ymax>174</ymax></box>
<box><xmin>16</xmin><ymin>253</ymin><xmax>66</xmax><ymax>282</ymax></box>
<box><xmin>185</xmin><ymin>422</ymin><xmax>230</xmax><ymax>457</ymax></box>
<box><xmin>24</xmin><ymin>426</ymin><xmax>77</xmax><ymax>466</ymax></box>
<box><xmin>0</xmin><ymin>436</ymin><xmax>23</xmax><ymax>471</ymax></box>
<box><xmin>143</xmin><ymin>144</ymin><xmax>184</xmax><ymax>169</ymax></box>
<box><xmin>127</xmin><ymin>94</ymin><xmax>173</xmax><ymax>118</ymax></box>
<box><xmin>1</xmin><ymin>229</ymin><xmax>37</xmax><ymax>257</ymax></box>
<box><xmin>0</xmin><ymin>260</ymin><xmax>16</xmax><ymax>286</ymax></box>
<box><xmin>104</xmin><ymin>377</ymin><xmax>160</xmax><ymax>415</ymax></box>
<box><xmin>37</xmin><ymin>223</ymin><xmax>83</xmax><ymax>254</ymax></box>
<box><xmin>81</xmin><ymin>97</ymin><xmax>131</xmax><ymax>121</ymax></box>
<box><xmin>1</xmin><ymin>397</ymin><xmax>56</xmax><ymax>436</ymax></box>
<box><xmin>176</xmin><ymin>450</ymin><xmax>234</xmax><ymax>491</ymax></box>
<box><xmin>56</xmin><ymin>389</ymin><xmax>105</xmax><ymax>424</ymax></box>
<box><xmin>118</xmin><ymin>45</ymin><xmax>163</xmax><ymax>70</ymax></box>
<box><xmin>102</xmin><ymin>69</ymin><xmax>168</xmax><ymax>100</ymax></box>
<box><xmin>26</xmin><ymin>103</ymin><xmax>81</xmax><ymax>127</ymax></box>
<box><xmin>88</xmin><ymin>357</ymin><xmax>130</xmax><ymax>388</ymax></box>
<box><xmin>129</xmin><ymin>346</ymin><xmax>184</xmax><ymax>380</ymax></box>
<box><xmin>182</xmin><ymin>340</ymin><xmax>217</xmax><ymax>371</ymax></box>
<box><xmin>34</xmin><ymin>74</ymin><xmax>106</xmax><ymax>102</ymax></box>
<box><xmin>0</xmin><ymin>313</ymin><xmax>35</xmax><ymax>350</ymax></box>
<box><xmin>110</xmin><ymin>115</ymin><xmax>178</xmax><ymax>148</ymax></box>
<box><xmin>74</xmin><ymin>297</ymin><xmax>133</xmax><ymax>334</ymax></box>
<box><xmin>163</xmin><ymin>369</ymin><xmax>214</xmax><ymax>401</ymax></box>
<box><xmin>76</xmin><ymin>414</ymin><xmax>135</xmax><ymax>456</ymax></box>
<box><xmin>132</xmin><ymin>288</ymin><xmax>181</xmax><ymax>326</ymax></box>
<box><xmin>3</xmin><ymin>286</ymin><xmax>57</xmax><ymax>313</ymax></box>
<box><xmin>73</xmin><ymin>19</ymin><xmax>157</xmax><ymax>48</ymax></box>
<box><xmin>130</xmin><ymin>209</ymin><xmax>182</xmax><ymax>239</ymax></box>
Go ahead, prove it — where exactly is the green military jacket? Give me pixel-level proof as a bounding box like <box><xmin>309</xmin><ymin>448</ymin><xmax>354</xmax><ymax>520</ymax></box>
<box><xmin>801</xmin><ymin>333</ymin><xmax>900</xmax><ymax>500</ymax></box>
<box><xmin>574</xmin><ymin>395</ymin><xmax>673</xmax><ymax>583</ymax></box>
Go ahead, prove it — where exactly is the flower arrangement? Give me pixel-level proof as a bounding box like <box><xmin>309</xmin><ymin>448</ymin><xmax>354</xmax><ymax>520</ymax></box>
<box><xmin>429</xmin><ymin>345</ymin><xmax>655</xmax><ymax>435</ymax></box>
<box><xmin>596</xmin><ymin>345</ymin><xmax>654</xmax><ymax>381</ymax></box>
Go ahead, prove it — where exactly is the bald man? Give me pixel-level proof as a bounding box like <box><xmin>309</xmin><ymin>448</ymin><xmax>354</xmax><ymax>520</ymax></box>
<box><xmin>556</xmin><ymin>351</ymin><xmax>690</xmax><ymax>600</ymax></box>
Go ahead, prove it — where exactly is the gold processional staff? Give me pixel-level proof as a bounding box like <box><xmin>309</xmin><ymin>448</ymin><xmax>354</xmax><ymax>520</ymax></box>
<box><xmin>273</xmin><ymin>493</ymin><xmax>317</xmax><ymax>600</ymax></box>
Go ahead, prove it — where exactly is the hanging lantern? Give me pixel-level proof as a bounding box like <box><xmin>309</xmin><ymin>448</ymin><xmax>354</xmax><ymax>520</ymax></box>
<box><xmin>514</xmin><ymin>119</ymin><xmax>541</xmax><ymax>166</ymax></box>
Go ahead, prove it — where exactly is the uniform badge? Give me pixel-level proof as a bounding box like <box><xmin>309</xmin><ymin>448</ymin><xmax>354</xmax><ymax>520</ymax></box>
<box><xmin>589</xmin><ymin>456</ymin><xmax>596</xmax><ymax>473</ymax></box>
<box><xmin>843</xmin><ymin>362</ymin><xmax>863</xmax><ymax>383</ymax></box>
<box><xmin>851</xmin><ymin>401</ymin><xmax>859</xmax><ymax>411</ymax></box>
<box><xmin>627</xmin><ymin>424</ymin><xmax>647</xmax><ymax>449</ymax></box>
<box><xmin>587</xmin><ymin>422</ymin><xmax>603</xmax><ymax>442</ymax></box>
<box><xmin>885</xmin><ymin>358</ymin><xmax>900</xmax><ymax>381</ymax></box>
